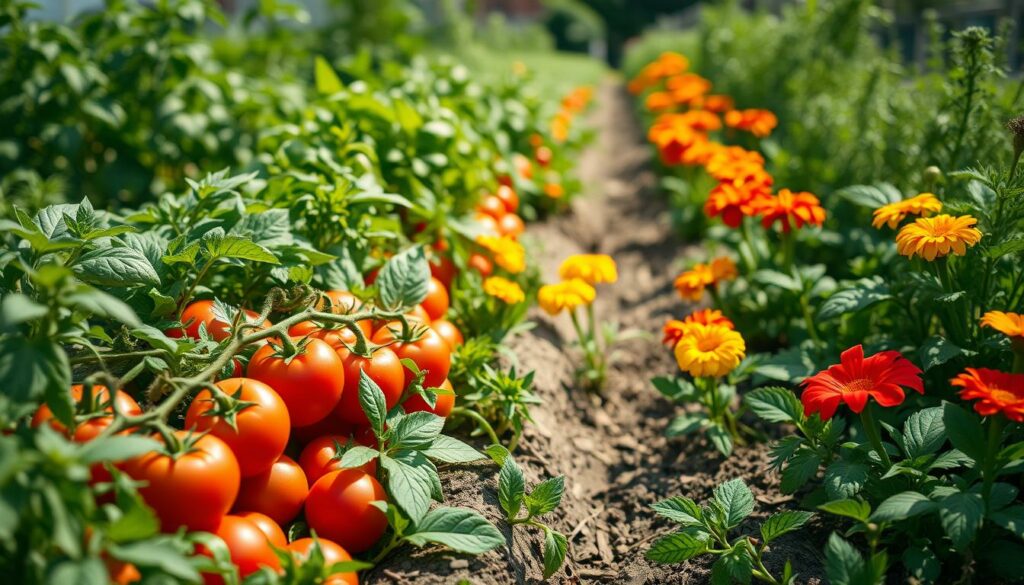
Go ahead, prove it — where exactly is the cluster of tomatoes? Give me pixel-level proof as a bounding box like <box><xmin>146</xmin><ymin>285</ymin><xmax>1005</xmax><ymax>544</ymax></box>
<box><xmin>464</xmin><ymin>184</ymin><xmax>522</xmax><ymax>278</ymax></box>
<box><xmin>35</xmin><ymin>282</ymin><xmax>464</xmax><ymax>584</ymax></box>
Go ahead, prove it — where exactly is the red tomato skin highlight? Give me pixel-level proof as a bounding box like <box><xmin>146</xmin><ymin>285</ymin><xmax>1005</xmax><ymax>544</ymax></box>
<box><xmin>333</xmin><ymin>346</ymin><xmax>405</xmax><ymax>426</ymax></box>
<box><xmin>184</xmin><ymin>378</ymin><xmax>290</xmax><ymax>477</ymax></box>
<box><xmin>122</xmin><ymin>432</ymin><xmax>240</xmax><ymax>533</ymax></box>
<box><xmin>237</xmin><ymin>511</ymin><xmax>287</xmax><ymax>548</ymax></box>
<box><xmin>305</xmin><ymin>469</ymin><xmax>388</xmax><ymax>553</ymax></box>
<box><xmin>248</xmin><ymin>338</ymin><xmax>345</xmax><ymax>427</ymax></box>
<box><xmin>233</xmin><ymin>455</ymin><xmax>309</xmax><ymax>525</ymax></box>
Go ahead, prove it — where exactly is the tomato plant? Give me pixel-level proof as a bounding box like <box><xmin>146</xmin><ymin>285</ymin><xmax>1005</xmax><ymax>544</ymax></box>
<box><xmin>334</xmin><ymin>346</ymin><xmax>405</xmax><ymax>426</ymax></box>
<box><xmin>305</xmin><ymin>468</ymin><xmax>389</xmax><ymax>553</ymax></box>
<box><xmin>248</xmin><ymin>337</ymin><xmax>345</xmax><ymax>427</ymax></box>
<box><xmin>372</xmin><ymin>325</ymin><xmax>451</xmax><ymax>389</ymax></box>
<box><xmin>233</xmin><ymin>454</ymin><xmax>309</xmax><ymax>526</ymax></box>
<box><xmin>206</xmin><ymin>515</ymin><xmax>281</xmax><ymax>582</ymax></box>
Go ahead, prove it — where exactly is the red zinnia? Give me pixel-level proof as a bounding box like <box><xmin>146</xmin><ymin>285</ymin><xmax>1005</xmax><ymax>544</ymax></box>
<box><xmin>951</xmin><ymin>368</ymin><xmax>1024</xmax><ymax>422</ymax></box>
<box><xmin>800</xmin><ymin>345</ymin><xmax>924</xmax><ymax>420</ymax></box>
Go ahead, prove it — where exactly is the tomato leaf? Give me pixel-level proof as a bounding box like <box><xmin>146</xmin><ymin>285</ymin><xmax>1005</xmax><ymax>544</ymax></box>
<box><xmin>647</xmin><ymin>531</ymin><xmax>707</xmax><ymax>564</ymax></box>
<box><xmin>390</xmin><ymin>411</ymin><xmax>445</xmax><ymax>450</ymax></box>
<box><xmin>63</xmin><ymin>288</ymin><xmax>142</xmax><ymax>328</ymax></box>
<box><xmin>379</xmin><ymin>452</ymin><xmax>433</xmax><ymax>524</ymax></box>
<box><xmin>713</xmin><ymin>479</ymin><xmax>754</xmax><ymax>529</ymax></box>
<box><xmin>73</xmin><ymin>247</ymin><xmax>160</xmax><ymax>287</ymax></box>
<box><xmin>651</xmin><ymin>497</ymin><xmax>702</xmax><ymax>526</ymax></box>
<box><xmin>760</xmin><ymin>511</ymin><xmax>813</xmax><ymax>543</ymax></box>
<box><xmin>376</xmin><ymin>246</ymin><xmax>431</xmax><ymax>310</ymax></box>
<box><xmin>542</xmin><ymin>527</ymin><xmax>568</xmax><ymax>578</ymax></box>
<box><xmin>404</xmin><ymin>506</ymin><xmax>504</xmax><ymax>554</ymax></box>
<box><xmin>421</xmin><ymin>435</ymin><xmax>484</xmax><ymax>463</ymax></box>
<box><xmin>339</xmin><ymin>446</ymin><xmax>378</xmax><ymax>469</ymax></box>
<box><xmin>358</xmin><ymin>371</ymin><xmax>387</xmax><ymax>439</ymax></box>
<box><xmin>525</xmin><ymin>476</ymin><xmax>564</xmax><ymax>517</ymax></box>
<box><xmin>497</xmin><ymin>455</ymin><xmax>525</xmax><ymax>519</ymax></box>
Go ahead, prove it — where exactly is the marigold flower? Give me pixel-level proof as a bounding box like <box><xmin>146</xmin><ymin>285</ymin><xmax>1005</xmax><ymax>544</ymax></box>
<box><xmin>981</xmin><ymin>311</ymin><xmax>1024</xmax><ymax>340</ymax></box>
<box><xmin>544</xmin><ymin>183</ymin><xmax>564</xmax><ymax>199</ymax></box>
<box><xmin>895</xmin><ymin>214</ymin><xmax>982</xmax><ymax>261</ymax></box>
<box><xmin>703</xmin><ymin>182</ymin><xmax>771</xmax><ymax>228</ymax></box>
<box><xmin>679</xmin><ymin>137</ymin><xmax>723</xmax><ymax>166</ymax></box>
<box><xmin>800</xmin><ymin>345</ymin><xmax>923</xmax><ymax>420</ymax></box>
<box><xmin>673</xmin><ymin>263</ymin><xmax>714</xmax><ymax>301</ymax></box>
<box><xmin>871</xmin><ymin>193</ymin><xmax>942</xmax><ymax>229</ymax></box>
<box><xmin>676</xmin><ymin>110</ymin><xmax>722</xmax><ymax>132</ymax></box>
<box><xmin>662</xmin><ymin>309</ymin><xmax>735</xmax><ymax>347</ymax></box>
<box><xmin>537</xmin><ymin>278</ymin><xmax>596</xmax><ymax>315</ymax></box>
<box><xmin>645</xmin><ymin>91</ymin><xmax>676</xmax><ymax>112</ymax></box>
<box><xmin>710</xmin><ymin>257</ymin><xmax>738</xmax><ymax>282</ymax></box>
<box><xmin>753</xmin><ymin>189</ymin><xmax>826</xmax><ymax>232</ymax></box>
<box><xmin>666</xmin><ymin>73</ymin><xmax>712</xmax><ymax>106</ymax></box>
<box><xmin>559</xmin><ymin>254</ymin><xmax>618</xmax><ymax>285</ymax></box>
<box><xmin>704</xmin><ymin>146</ymin><xmax>766</xmax><ymax>182</ymax></box>
<box><xmin>483</xmin><ymin>276</ymin><xmax>525</xmax><ymax>304</ymax></box>
<box><xmin>724</xmin><ymin>109</ymin><xmax>778</xmax><ymax>137</ymax></box>
<box><xmin>952</xmin><ymin>368</ymin><xmax>1024</xmax><ymax>422</ymax></box>
<box><xmin>674</xmin><ymin>323</ymin><xmax>746</xmax><ymax>378</ymax></box>
<box><xmin>696</xmin><ymin>94</ymin><xmax>735</xmax><ymax>113</ymax></box>
<box><xmin>476</xmin><ymin>235</ymin><xmax>526</xmax><ymax>274</ymax></box>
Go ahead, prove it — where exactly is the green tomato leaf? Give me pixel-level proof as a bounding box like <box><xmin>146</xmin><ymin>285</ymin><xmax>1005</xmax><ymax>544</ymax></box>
<box><xmin>390</xmin><ymin>411</ymin><xmax>445</xmax><ymax>451</ymax></box>
<box><xmin>73</xmin><ymin>247</ymin><xmax>160</xmax><ymax>287</ymax></box>
<box><xmin>542</xmin><ymin>527</ymin><xmax>568</xmax><ymax>579</ymax></box>
<box><xmin>760</xmin><ymin>510</ymin><xmax>813</xmax><ymax>543</ymax></box>
<box><xmin>405</xmin><ymin>507</ymin><xmax>504</xmax><ymax>554</ymax></box>
<box><xmin>647</xmin><ymin>531</ymin><xmax>707</xmax><ymax>564</ymax></box>
<box><xmin>498</xmin><ymin>455</ymin><xmax>525</xmax><ymax>519</ymax></box>
<box><xmin>525</xmin><ymin>476</ymin><xmax>564</xmax><ymax>517</ymax></box>
<box><xmin>713</xmin><ymin>479</ymin><xmax>755</xmax><ymax>529</ymax></box>
<box><xmin>376</xmin><ymin>246</ymin><xmax>431</xmax><ymax>310</ymax></box>
<box><xmin>358</xmin><ymin>371</ymin><xmax>388</xmax><ymax>439</ymax></box>
<box><xmin>651</xmin><ymin>497</ymin><xmax>702</xmax><ymax>526</ymax></box>
<box><xmin>422</xmin><ymin>435</ymin><xmax>485</xmax><ymax>463</ymax></box>
<box><xmin>379</xmin><ymin>452</ymin><xmax>433</xmax><ymax>524</ymax></box>
<box><xmin>339</xmin><ymin>446</ymin><xmax>379</xmax><ymax>469</ymax></box>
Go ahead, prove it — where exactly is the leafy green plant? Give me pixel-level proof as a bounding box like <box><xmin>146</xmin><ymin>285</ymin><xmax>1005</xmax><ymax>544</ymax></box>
<box><xmin>647</xmin><ymin>479</ymin><xmax>812</xmax><ymax>585</ymax></box>
<box><xmin>486</xmin><ymin>446</ymin><xmax>569</xmax><ymax>579</ymax></box>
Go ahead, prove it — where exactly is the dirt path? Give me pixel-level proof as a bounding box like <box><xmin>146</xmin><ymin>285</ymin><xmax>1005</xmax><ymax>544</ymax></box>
<box><xmin>368</xmin><ymin>81</ymin><xmax>824</xmax><ymax>584</ymax></box>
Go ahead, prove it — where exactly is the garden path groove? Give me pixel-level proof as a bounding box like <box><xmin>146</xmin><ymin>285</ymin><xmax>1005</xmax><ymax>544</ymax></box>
<box><xmin>367</xmin><ymin>80</ymin><xmax>824</xmax><ymax>584</ymax></box>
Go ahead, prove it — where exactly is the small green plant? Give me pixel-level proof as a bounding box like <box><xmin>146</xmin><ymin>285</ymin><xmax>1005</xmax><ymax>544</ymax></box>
<box><xmin>486</xmin><ymin>446</ymin><xmax>569</xmax><ymax>579</ymax></box>
<box><xmin>647</xmin><ymin>479</ymin><xmax>813</xmax><ymax>585</ymax></box>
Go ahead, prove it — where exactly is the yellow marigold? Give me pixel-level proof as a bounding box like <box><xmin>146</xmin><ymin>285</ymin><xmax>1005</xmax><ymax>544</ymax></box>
<box><xmin>662</xmin><ymin>309</ymin><xmax>735</xmax><ymax>346</ymax></box>
<box><xmin>674</xmin><ymin>323</ymin><xmax>746</xmax><ymax>378</ymax></box>
<box><xmin>476</xmin><ymin>235</ymin><xmax>526</xmax><ymax>274</ymax></box>
<box><xmin>673</xmin><ymin>264</ymin><xmax>714</xmax><ymax>301</ymax></box>
<box><xmin>710</xmin><ymin>257</ymin><xmax>738</xmax><ymax>282</ymax></box>
<box><xmin>981</xmin><ymin>311</ymin><xmax>1024</xmax><ymax>340</ymax></box>
<box><xmin>559</xmin><ymin>254</ymin><xmax>618</xmax><ymax>285</ymax></box>
<box><xmin>538</xmin><ymin>278</ymin><xmax>596</xmax><ymax>315</ymax></box>
<box><xmin>895</xmin><ymin>214</ymin><xmax>982</xmax><ymax>261</ymax></box>
<box><xmin>483</xmin><ymin>276</ymin><xmax>525</xmax><ymax>304</ymax></box>
<box><xmin>872</xmin><ymin>193</ymin><xmax>943</xmax><ymax>229</ymax></box>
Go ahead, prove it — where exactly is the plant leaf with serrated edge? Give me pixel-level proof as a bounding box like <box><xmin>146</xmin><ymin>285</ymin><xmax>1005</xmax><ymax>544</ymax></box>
<box><xmin>543</xmin><ymin>527</ymin><xmax>568</xmax><ymax>578</ymax></box>
<box><xmin>760</xmin><ymin>511</ymin><xmax>813</xmax><ymax>543</ymax></box>
<box><xmin>938</xmin><ymin>492</ymin><xmax>984</xmax><ymax>551</ymax></box>
<box><xmin>376</xmin><ymin>246</ymin><xmax>431</xmax><ymax>310</ymax></box>
<box><xmin>651</xmin><ymin>497</ymin><xmax>702</xmax><ymax>525</ymax></box>
<box><xmin>647</xmin><ymin>531</ymin><xmax>707</xmax><ymax>564</ymax></box>
<box><xmin>713</xmin><ymin>479</ymin><xmax>754</xmax><ymax>529</ymax></box>
<box><xmin>359</xmin><ymin>371</ymin><xmax>387</xmax><ymax>439</ymax></box>
<box><xmin>339</xmin><ymin>446</ymin><xmax>378</xmax><ymax>469</ymax></box>
<box><xmin>422</xmin><ymin>435</ymin><xmax>484</xmax><ymax>463</ymax></box>
<box><xmin>390</xmin><ymin>411</ymin><xmax>444</xmax><ymax>450</ymax></box>
<box><xmin>498</xmin><ymin>456</ymin><xmax>525</xmax><ymax>519</ymax></box>
<box><xmin>902</xmin><ymin>407</ymin><xmax>946</xmax><ymax>458</ymax></box>
<box><xmin>379</xmin><ymin>452</ymin><xmax>433</xmax><ymax>524</ymax></box>
<box><xmin>404</xmin><ymin>507</ymin><xmax>504</xmax><ymax>554</ymax></box>
<box><xmin>525</xmin><ymin>476</ymin><xmax>564</xmax><ymax>516</ymax></box>
<box><xmin>745</xmin><ymin>386</ymin><xmax>803</xmax><ymax>423</ymax></box>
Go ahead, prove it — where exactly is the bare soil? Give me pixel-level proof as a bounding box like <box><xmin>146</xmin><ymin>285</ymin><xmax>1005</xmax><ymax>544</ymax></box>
<box><xmin>366</xmin><ymin>81</ymin><xmax>826</xmax><ymax>584</ymax></box>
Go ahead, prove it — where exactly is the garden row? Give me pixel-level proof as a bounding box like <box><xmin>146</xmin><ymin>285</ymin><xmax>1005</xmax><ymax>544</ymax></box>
<box><xmin>0</xmin><ymin>1</ymin><xmax>599</xmax><ymax>583</ymax></box>
<box><xmin>626</xmin><ymin>2</ymin><xmax>1024</xmax><ymax>583</ymax></box>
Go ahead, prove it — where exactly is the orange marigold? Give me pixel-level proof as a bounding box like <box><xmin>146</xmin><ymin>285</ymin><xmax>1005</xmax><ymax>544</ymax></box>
<box><xmin>677</xmin><ymin>110</ymin><xmax>722</xmax><ymax>133</ymax></box>
<box><xmin>696</xmin><ymin>94</ymin><xmax>735</xmax><ymax>113</ymax></box>
<box><xmin>663</xmin><ymin>309</ymin><xmax>736</xmax><ymax>347</ymax></box>
<box><xmin>952</xmin><ymin>368</ymin><xmax>1024</xmax><ymax>422</ymax></box>
<box><xmin>673</xmin><ymin>263</ymin><xmax>714</xmax><ymax>301</ymax></box>
<box><xmin>645</xmin><ymin>91</ymin><xmax>676</xmax><ymax>112</ymax></box>
<box><xmin>703</xmin><ymin>181</ymin><xmax>772</xmax><ymax>228</ymax></box>
<box><xmin>753</xmin><ymin>189</ymin><xmax>826</xmax><ymax>232</ymax></box>
<box><xmin>725</xmin><ymin>109</ymin><xmax>778</xmax><ymax>138</ymax></box>
<box><xmin>710</xmin><ymin>257</ymin><xmax>738</xmax><ymax>282</ymax></box>
<box><xmin>981</xmin><ymin>311</ymin><xmax>1024</xmax><ymax>340</ymax></box>
<box><xmin>666</xmin><ymin>73</ymin><xmax>712</xmax><ymax>106</ymax></box>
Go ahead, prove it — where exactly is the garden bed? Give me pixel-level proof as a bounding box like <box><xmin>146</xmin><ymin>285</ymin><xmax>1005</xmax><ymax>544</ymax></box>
<box><xmin>367</xmin><ymin>82</ymin><xmax>825</xmax><ymax>584</ymax></box>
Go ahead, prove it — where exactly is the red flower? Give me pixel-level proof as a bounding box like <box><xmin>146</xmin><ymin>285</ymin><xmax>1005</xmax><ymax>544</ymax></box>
<box><xmin>951</xmin><ymin>368</ymin><xmax>1024</xmax><ymax>422</ymax></box>
<box><xmin>800</xmin><ymin>345</ymin><xmax>923</xmax><ymax>420</ymax></box>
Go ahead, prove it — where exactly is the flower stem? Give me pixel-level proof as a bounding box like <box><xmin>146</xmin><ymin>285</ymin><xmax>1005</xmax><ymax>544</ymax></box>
<box><xmin>981</xmin><ymin>416</ymin><xmax>1005</xmax><ymax>512</ymax></box>
<box><xmin>859</xmin><ymin>405</ymin><xmax>892</xmax><ymax>468</ymax></box>
<box><xmin>450</xmin><ymin>406</ymin><xmax>502</xmax><ymax>447</ymax></box>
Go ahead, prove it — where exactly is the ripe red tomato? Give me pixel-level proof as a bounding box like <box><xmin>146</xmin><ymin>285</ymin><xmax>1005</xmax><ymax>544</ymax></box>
<box><xmin>299</xmin><ymin>434</ymin><xmax>377</xmax><ymax>485</ymax></box>
<box><xmin>499</xmin><ymin>213</ymin><xmax>525</xmax><ymax>238</ymax></box>
<box><xmin>407</xmin><ymin>304</ymin><xmax>432</xmax><ymax>325</ymax></box>
<box><xmin>372</xmin><ymin>326</ymin><xmax>450</xmax><ymax>389</ymax></box>
<box><xmin>429</xmin><ymin>254</ymin><xmax>456</xmax><ymax>290</ymax></box>
<box><xmin>122</xmin><ymin>431</ymin><xmax>240</xmax><ymax>533</ymax></box>
<box><xmin>430</xmin><ymin>319</ymin><xmax>463</xmax><ymax>350</ymax></box>
<box><xmin>333</xmin><ymin>346</ymin><xmax>405</xmax><ymax>426</ymax></box>
<box><xmin>233</xmin><ymin>454</ymin><xmax>308</xmax><ymax>525</ymax></box>
<box><xmin>403</xmin><ymin>378</ymin><xmax>455</xmax><ymax>417</ymax></box>
<box><xmin>305</xmin><ymin>469</ymin><xmax>387</xmax><ymax>553</ymax></box>
<box><xmin>238</xmin><ymin>511</ymin><xmax>287</xmax><ymax>548</ymax></box>
<box><xmin>287</xmin><ymin>538</ymin><xmax>358</xmax><ymax>585</ymax></box>
<box><xmin>495</xmin><ymin>185</ymin><xmax>519</xmax><ymax>213</ymax></box>
<box><xmin>468</xmin><ymin>253</ymin><xmax>493</xmax><ymax>276</ymax></box>
<box><xmin>317</xmin><ymin>291</ymin><xmax>362</xmax><ymax>314</ymax></box>
<box><xmin>32</xmin><ymin>384</ymin><xmax>142</xmax><ymax>441</ymax></box>
<box><xmin>478</xmin><ymin>195</ymin><xmax>507</xmax><ymax>220</ymax></box>
<box><xmin>288</xmin><ymin>322</ymin><xmax>365</xmax><ymax>352</ymax></box>
<box><xmin>421</xmin><ymin>277</ymin><xmax>449</xmax><ymax>321</ymax></box>
<box><xmin>248</xmin><ymin>338</ymin><xmax>345</xmax><ymax>427</ymax></box>
<box><xmin>184</xmin><ymin>378</ymin><xmax>290</xmax><ymax>478</ymax></box>
<box><xmin>170</xmin><ymin>300</ymin><xmax>271</xmax><ymax>341</ymax></box>
<box><xmin>535</xmin><ymin>145</ymin><xmax>553</xmax><ymax>167</ymax></box>
<box><xmin>206</xmin><ymin>515</ymin><xmax>281</xmax><ymax>583</ymax></box>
